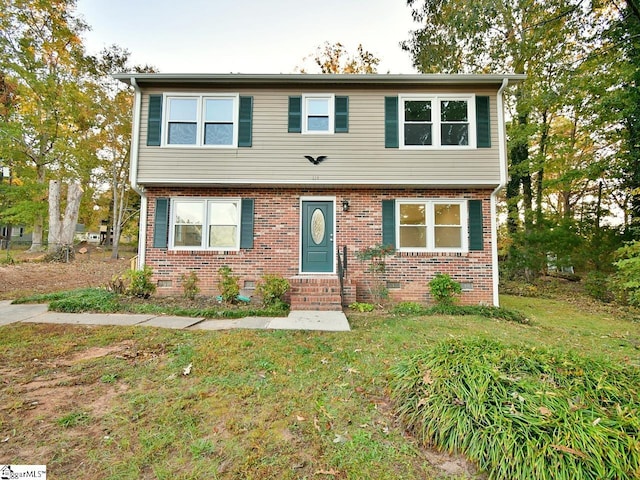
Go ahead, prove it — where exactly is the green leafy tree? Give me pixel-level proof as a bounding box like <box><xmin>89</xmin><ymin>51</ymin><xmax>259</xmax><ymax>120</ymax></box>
<box><xmin>601</xmin><ymin>1</ymin><xmax>640</xmax><ymax>237</ymax></box>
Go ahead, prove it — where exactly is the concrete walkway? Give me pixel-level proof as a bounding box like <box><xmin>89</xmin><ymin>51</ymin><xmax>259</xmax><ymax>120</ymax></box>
<box><xmin>0</xmin><ymin>300</ymin><xmax>350</xmax><ymax>332</ymax></box>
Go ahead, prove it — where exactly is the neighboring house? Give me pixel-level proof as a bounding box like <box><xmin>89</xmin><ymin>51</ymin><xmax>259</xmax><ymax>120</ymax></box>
<box><xmin>114</xmin><ymin>73</ymin><xmax>524</xmax><ymax>310</ymax></box>
<box><xmin>0</xmin><ymin>225</ymin><xmax>31</xmax><ymax>247</ymax></box>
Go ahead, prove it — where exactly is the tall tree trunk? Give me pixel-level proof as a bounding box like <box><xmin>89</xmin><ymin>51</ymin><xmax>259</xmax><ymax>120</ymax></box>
<box><xmin>47</xmin><ymin>180</ymin><xmax>61</xmax><ymax>251</ymax></box>
<box><xmin>562</xmin><ymin>190</ymin><xmax>571</xmax><ymax>220</ymax></box>
<box><xmin>28</xmin><ymin>163</ymin><xmax>47</xmax><ymax>252</ymax></box>
<box><xmin>507</xmin><ymin>122</ymin><xmax>530</xmax><ymax>234</ymax></box>
<box><xmin>536</xmin><ymin>111</ymin><xmax>550</xmax><ymax>225</ymax></box>
<box><xmin>506</xmin><ymin>83</ymin><xmax>531</xmax><ymax>234</ymax></box>
<box><xmin>47</xmin><ymin>180</ymin><xmax>83</xmax><ymax>254</ymax></box>
<box><xmin>111</xmin><ymin>177</ymin><xmax>125</xmax><ymax>259</ymax></box>
<box><xmin>522</xmin><ymin>173</ymin><xmax>533</xmax><ymax>231</ymax></box>
<box><xmin>60</xmin><ymin>182</ymin><xmax>83</xmax><ymax>246</ymax></box>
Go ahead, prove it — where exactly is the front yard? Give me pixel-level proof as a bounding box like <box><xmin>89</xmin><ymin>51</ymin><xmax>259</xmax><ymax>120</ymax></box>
<box><xmin>0</xmin><ymin>291</ymin><xmax>638</xmax><ymax>479</ymax></box>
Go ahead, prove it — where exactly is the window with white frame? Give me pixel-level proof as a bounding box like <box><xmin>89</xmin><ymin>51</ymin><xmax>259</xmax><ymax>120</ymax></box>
<box><xmin>167</xmin><ymin>97</ymin><xmax>198</xmax><ymax>145</ymax></box>
<box><xmin>397</xmin><ymin>200</ymin><xmax>467</xmax><ymax>251</ymax></box>
<box><xmin>170</xmin><ymin>199</ymin><xmax>240</xmax><ymax>250</ymax></box>
<box><xmin>303</xmin><ymin>94</ymin><xmax>334</xmax><ymax>134</ymax></box>
<box><xmin>165</xmin><ymin>95</ymin><xmax>238</xmax><ymax>147</ymax></box>
<box><xmin>400</xmin><ymin>95</ymin><xmax>475</xmax><ymax>148</ymax></box>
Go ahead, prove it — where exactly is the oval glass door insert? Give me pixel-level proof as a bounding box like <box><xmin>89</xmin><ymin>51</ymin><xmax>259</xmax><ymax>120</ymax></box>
<box><xmin>311</xmin><ymin>208</ymin><xmax>325</xmax><ymax>244</ymax></box>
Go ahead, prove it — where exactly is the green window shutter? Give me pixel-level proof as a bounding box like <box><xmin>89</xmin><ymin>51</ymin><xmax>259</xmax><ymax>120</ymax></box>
<box><xmin>240</xmin><ymin>198</ymin><xmax>254</xmax><ymax>249</ymax></box>
<box><xmin>288</xmin><ymin>96</ymin><xmax>302</xmax><ymax>133</ymax></box>
<box><xmin>238</xmin><ymin>96</ymin><xmax>253</xmax><ymax>147</ymax></box>
<box><xmin>147</xmin><ymin>94</ymin><xmax>163</xmax><ymax>146</ymax></box>
<box><xmin>153</xmin><ymin>198</ymin><xmax>169</xmax><ymax>248</ymax></box>
<box><xmin>335</xmin><ymin>96</ymin><xmax>349</xmax><ymax>133</ymax></box>
<box><xmin>382</xmin><ymin>200</ymin><xmax>396</xmax><ymax>248</ymax></box>
<box><xmin>476</xmin><ymin>96</ymin><xmax>491</xmax><ymax>148</ymax></box>
<box><xmin>468</xmin><ymin>200</ymin><xmax>484</xmax><ymax>251</ymax></box>
<box><xmin>385</xmin><ymin>96</ymin><xmax>399</xmax><ymax>148</ymax></box>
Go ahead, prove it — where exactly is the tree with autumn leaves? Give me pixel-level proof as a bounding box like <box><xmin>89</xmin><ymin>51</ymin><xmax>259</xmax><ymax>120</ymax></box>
<box><xmin>0</xmin><ymin>0</ymin><xmax>142</xmax><ymax>257</ymax></box>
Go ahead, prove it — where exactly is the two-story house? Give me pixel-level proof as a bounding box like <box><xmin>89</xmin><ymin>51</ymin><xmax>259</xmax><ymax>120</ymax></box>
<box><xmin>114</xmin><ymin>73</ymin><xmax>524</xmax><ymax>310</ymax></box>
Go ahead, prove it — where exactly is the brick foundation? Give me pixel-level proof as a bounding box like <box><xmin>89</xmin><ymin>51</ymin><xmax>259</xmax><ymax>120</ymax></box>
<box><xmin>142</xmin><ymin>186</ymin><xmax>495</xmax><ymax>306</ymax></box>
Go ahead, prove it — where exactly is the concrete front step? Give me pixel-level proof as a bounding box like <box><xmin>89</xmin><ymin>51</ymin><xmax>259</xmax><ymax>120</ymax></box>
<box><xmin>289</xmin><ymin>275</ymin><xmax>343</xmax><ymax>311</ymax></box>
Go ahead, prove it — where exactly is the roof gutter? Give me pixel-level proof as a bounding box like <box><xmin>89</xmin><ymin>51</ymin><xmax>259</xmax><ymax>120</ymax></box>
<box><xmin>490</xmin><ymin>77</ymin><xmax>510</xmax><ymax>306</ymax></box>
<box><xmin>113</xmin><ymin>73</ymin><xmax>527</xmax><ymax>87</ymax></box>
<box><xmin>129</xmin><ymin>77</ymin><xmax>147</xmax><ymax>269</ymax></box>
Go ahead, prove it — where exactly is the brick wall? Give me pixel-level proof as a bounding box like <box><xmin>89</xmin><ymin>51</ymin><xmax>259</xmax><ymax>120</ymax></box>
<box><xmin>143</xmin><ymin>186</ymin><xmax>495</xmax><ymax>305</ymax></box>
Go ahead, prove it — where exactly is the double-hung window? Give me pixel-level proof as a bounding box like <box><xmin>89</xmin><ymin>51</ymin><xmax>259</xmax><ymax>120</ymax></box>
<box><xmin>164</xmin><ymin>95</ymin><xmax>239</xmax><ymax>147</ymax></box>
<box><xmin>440</xmin><ymin>100</ymin><xmax>469</xmax><ymax>146</ymax></box>
<box><xmin>399</xmin><ymin>95</ymin><xmax>475</xmax><ymax>148</ymax></box>
<box><xmin>167</xmin><ymin>97</ymin><xmax>198</xmax><ymax>145</ymax></box>
<box><xmin>204</xmin><ymin>98</ymin><xmax>235</xmax><ymax>145</ymax></box>
<box><xmin>403</xmin><ymin>100</ymin><xmax>433</xmax><ymax>146</ymax></box>
<box><xmin>171</xmin><ymin>199</ymin><xmax>241</xmax><ymax>250</ymax></box>
<box><xmin>303</xmin><ymin>94</ymin><xmax>334</xmax><ymax>134</ymax></box>
<box><xmin>397</xmin><ymin>200</ymin><xmax>467</xmax><ymax>252</ymax></box>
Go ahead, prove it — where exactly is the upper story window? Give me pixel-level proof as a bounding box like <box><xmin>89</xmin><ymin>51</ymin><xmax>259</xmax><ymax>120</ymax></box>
<box><xmin>303</xmin><ymin>95</ymin><xmax>334</xmax><ymax>134</ymax></box>
<box><xmin>288</xmin><ymin>95</ymin><xmax>348</xmax><ymax>134</ymax></box>
<box><xmin>167</xmin><ymin>97</ymin><xmax>198</xmax><ymax>145</ymax></box>
<box><xmin>397</xmin><ymin>200</ymin><xmax>468</xmax><ymax>252</ymax></box>
<box><xmin>164</xmin><ymin>94</ymin><xmax>239</xmax><ymax>147</ymax></box>
<box><xmin>398</xmin><ymin>95</ymin><xmax>476</xmax><ymax>149</ymax></box>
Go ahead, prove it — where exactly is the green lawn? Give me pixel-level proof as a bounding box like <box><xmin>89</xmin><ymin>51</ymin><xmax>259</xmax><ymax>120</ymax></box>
<box><xmin>0</xmin><ymin>294</ymin><xmax>637</xmax><ymax>479</ymax></box>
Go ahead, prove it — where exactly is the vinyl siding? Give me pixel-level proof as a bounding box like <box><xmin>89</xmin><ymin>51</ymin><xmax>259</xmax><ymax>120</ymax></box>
<box><xmin>136</xmin><ymin>86</ymin><xmax>502</xmax><ymax>186</ymax></box>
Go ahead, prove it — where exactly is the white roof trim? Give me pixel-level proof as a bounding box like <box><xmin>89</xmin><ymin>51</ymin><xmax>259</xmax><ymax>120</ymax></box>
<box><xmin>113</xmin><ymin>73</ymin><xmax>526</xmax><ymax>87</ymax></box>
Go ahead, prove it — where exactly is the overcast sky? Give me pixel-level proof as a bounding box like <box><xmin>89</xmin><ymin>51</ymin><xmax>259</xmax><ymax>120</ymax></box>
<box><xmin>75</xmin><ymin>0</ymin><xmax>419</xmax><ymax>74</ymax></box>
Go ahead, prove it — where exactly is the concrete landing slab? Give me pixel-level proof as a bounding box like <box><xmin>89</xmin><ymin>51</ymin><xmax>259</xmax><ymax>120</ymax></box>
<box><xmin>21</xmin><ymin>312</ymin><xmax>155</xmax><ymax>326</ymax></box>
<box><xmin>0</xmin><ymin>301</ymin><xmax>49</xmax><ymax>325</ymax></box>
<box><xmin>267</xmin><ymin>310</ymin><xmax>351</xmax><ymax>331</ymax></box>
<box><xmin>137</xmin><ymin>316</ymin><xmax>205</xmax><ymax>329</ymax></box>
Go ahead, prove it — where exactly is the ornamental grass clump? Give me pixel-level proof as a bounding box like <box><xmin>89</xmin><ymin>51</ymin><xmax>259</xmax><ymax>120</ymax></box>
<box><xmin>391</xmin><ymin>339</ymin><xmax>640</xmax><ymax>480</ymax></box>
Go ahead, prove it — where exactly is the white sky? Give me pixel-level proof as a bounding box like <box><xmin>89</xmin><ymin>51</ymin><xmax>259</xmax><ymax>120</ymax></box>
<box><xmin>75</xmin><ymin>0</ymin><xmax>419</xmax><ymax>74</ymax></box>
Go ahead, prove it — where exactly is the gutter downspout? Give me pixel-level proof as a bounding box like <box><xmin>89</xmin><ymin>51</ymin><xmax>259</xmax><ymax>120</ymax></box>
<box><xmin>491</xmin><ymin>78</ymin><xmax>510</xmax><ymax>306</ymax></box>
<box><xmin>130</xmin><ymin>77</ymin><xmax>147</xmax><ymax>270</ymax></box>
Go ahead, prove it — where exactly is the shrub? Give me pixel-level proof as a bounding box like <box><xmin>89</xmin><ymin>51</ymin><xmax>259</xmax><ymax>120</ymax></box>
<box><xmin>107</xmin><ymin>274</ymin><xmax>127</xmax><ymax>295</ymax></box>
<box><xmin>391</xmin><ymin>301</ymin><xmax>427</xmax><ymax>315</ymax></box>
<box><xmin>611</xmin><ymin>241</ymin><xmax>640</xmax><ymax>306</ymax></box>
<box><xmin>217</xmin><ymin>266</ymin><xmax>240</xmax><ymax>304</ymax></box>
<box><xmin>356</xmin><ymin>244</ymin><xmax>395</xmax><ymax>303</ymax></box>
<box><xmin>124</xmin><ymin>265</ymin><xmax>156</xmax><ymax>298</ymax></box>
<box><xmin>392</xmin><ymin>339</ymin><xmax>640</xmax><ymax>480</ymax></box>
<box><xmin>583</xmin><ymin>271</ymin><xmax>613</xmax><ymax>303</ymax></box>
<box><xmin>349</xmin><ymin>301</ymin><xmax>375</xmax><ymax>312</ymax></box>
<box><xmin>256</xmin><ymin>274</ymin><xmax>290</xmax><ymax>307</ymax></box>
<box><xmin>180</xmin><ymin>271</ymin><xmax>200</xmax><ymax>300</ymax></box>
<box><xmin>428</xmin><ymin>273</ymin><xmax>462</xmax><ymax>305</ymax></box>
